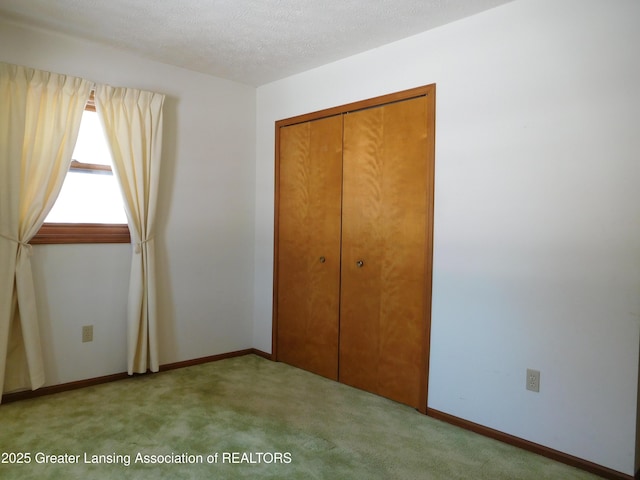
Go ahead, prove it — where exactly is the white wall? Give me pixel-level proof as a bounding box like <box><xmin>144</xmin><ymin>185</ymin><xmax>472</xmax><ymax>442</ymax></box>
<box><xmin>254</xmin><ymin>0</ymin><xmax>640</xmax><ymax>475</ymax></box>
<box><xmin>0</xmin><ymin>19</ymin><xmax>257</xmax><ymax>384</ymax></box>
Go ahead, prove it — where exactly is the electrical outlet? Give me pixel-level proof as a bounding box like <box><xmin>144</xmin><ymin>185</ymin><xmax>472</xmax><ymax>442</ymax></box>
<box><xmin>82</xmin><ymin>325</ymin><xmax>93</xmax><ymax>343</ymax></box>
<box><xmin>526</xmin><ymin>369</ymin><xmax>540</xmax><ymax>392</ymax></box>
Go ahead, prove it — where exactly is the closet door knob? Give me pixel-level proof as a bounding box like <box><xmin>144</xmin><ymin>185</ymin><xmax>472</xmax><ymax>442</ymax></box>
<box><xmin>319</xmin><ymin>256</ymin><xmax>326</xmax><ymax>263</ymax></box>
<box><xmin>356</xmin><ymin>260</ymin><xmax>364</xmax><ymax>268</ymax></box>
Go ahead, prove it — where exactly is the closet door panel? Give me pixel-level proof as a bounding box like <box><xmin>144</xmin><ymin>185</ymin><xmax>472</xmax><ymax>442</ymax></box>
<box><xmin>340</xmin><ymin>97</ymin><xmax>428</xmax><ymax>408</ymax></box>
<box><xmin>276</xmin><ymin>115</ymin><xmax>343</xmax><ymax>380</ymax></box>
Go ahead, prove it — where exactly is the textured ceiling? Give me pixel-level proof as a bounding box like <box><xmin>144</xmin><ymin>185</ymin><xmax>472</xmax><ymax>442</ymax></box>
<box><xmin>0</xmin><ymin>0</ymin><xmax>513</xmax><ymax>86</ymax></box>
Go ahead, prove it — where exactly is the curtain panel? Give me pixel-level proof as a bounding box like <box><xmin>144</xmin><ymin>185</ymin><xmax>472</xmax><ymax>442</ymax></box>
<box><xmin>95</xmin><ymin>85</ymin><xmax>165</xmax><ymax>375</ymax></box>
<box><xmin>0</xmin><ymin>63</ymin><xmax>90</xmax><ymax>399</ymax></box>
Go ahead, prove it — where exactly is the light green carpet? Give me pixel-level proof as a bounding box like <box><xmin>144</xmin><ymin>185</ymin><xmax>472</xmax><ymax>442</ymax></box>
<box><xmin>0</xmin><ymin>355</ymin><xmax>602</xmax><ymax>479</ymax></box>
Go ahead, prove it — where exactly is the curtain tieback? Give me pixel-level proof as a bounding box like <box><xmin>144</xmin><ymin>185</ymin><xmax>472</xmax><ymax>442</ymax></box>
<box><xmin>134</xmin><ymin>236</ymin><xmax>154</xmax><ymax>254</ymax></box>
<box><xmin>0</xmin><ymin>232</ymin><xmax>33</xmax><ymax>256</ymax></box>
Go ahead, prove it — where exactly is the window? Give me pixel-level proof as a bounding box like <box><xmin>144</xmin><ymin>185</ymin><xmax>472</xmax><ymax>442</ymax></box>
<box><xmin>31</xmin><ymin>95</ymin><xmax>130</xmax><ymax>244</ymax></box>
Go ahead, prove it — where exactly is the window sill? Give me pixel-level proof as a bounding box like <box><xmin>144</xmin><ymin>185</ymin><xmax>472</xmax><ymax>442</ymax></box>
<box><xmin>30</xmin><ymin>223</ymin><xmax>131</xmax><ymax>244</ymax></box>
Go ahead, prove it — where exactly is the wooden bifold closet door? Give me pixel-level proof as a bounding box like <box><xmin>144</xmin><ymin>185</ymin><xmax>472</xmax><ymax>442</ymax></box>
<box><xmin>275</xmin><ymin>115</ymin><xmax>343</xmax><ymax>380</ymax></box>
<box><xmin>274</xmin><ymin>86</ymin><xmax>435</xmax><ymax>412</ymax></box>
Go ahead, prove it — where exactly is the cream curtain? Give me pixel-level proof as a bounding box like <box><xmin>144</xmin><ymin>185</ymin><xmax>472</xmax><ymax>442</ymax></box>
<box><xmin>0</xmin><ymin>63</ymin><xmax>90</xmax><ymax>399</ymax></box>
<box><xmin>94</xmin><ymin>85</ymin><xmax>164</xmax><ymax>375</ymax></box>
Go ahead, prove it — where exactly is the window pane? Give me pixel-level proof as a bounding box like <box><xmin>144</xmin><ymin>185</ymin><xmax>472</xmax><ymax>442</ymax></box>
<box><xmin>73</xmin><ymin>111</ymin><xmax>112</xmax><ymax>166</ymax></box>
<box><xmin>44</xmin><ymin>110</ymin><xmax>127</xmax><ymax>224</ymax></box>
<box><xmin>46</xmin><ymin>171</ymin><xmax>127</xmax><ymax>223</ymax></box>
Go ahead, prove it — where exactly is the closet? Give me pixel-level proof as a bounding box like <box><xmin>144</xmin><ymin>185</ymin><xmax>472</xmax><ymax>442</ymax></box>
<box><xmin>273</xmin><ymin>85</ymin><xmax>435</xmax><ymax>412</ymax></box>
